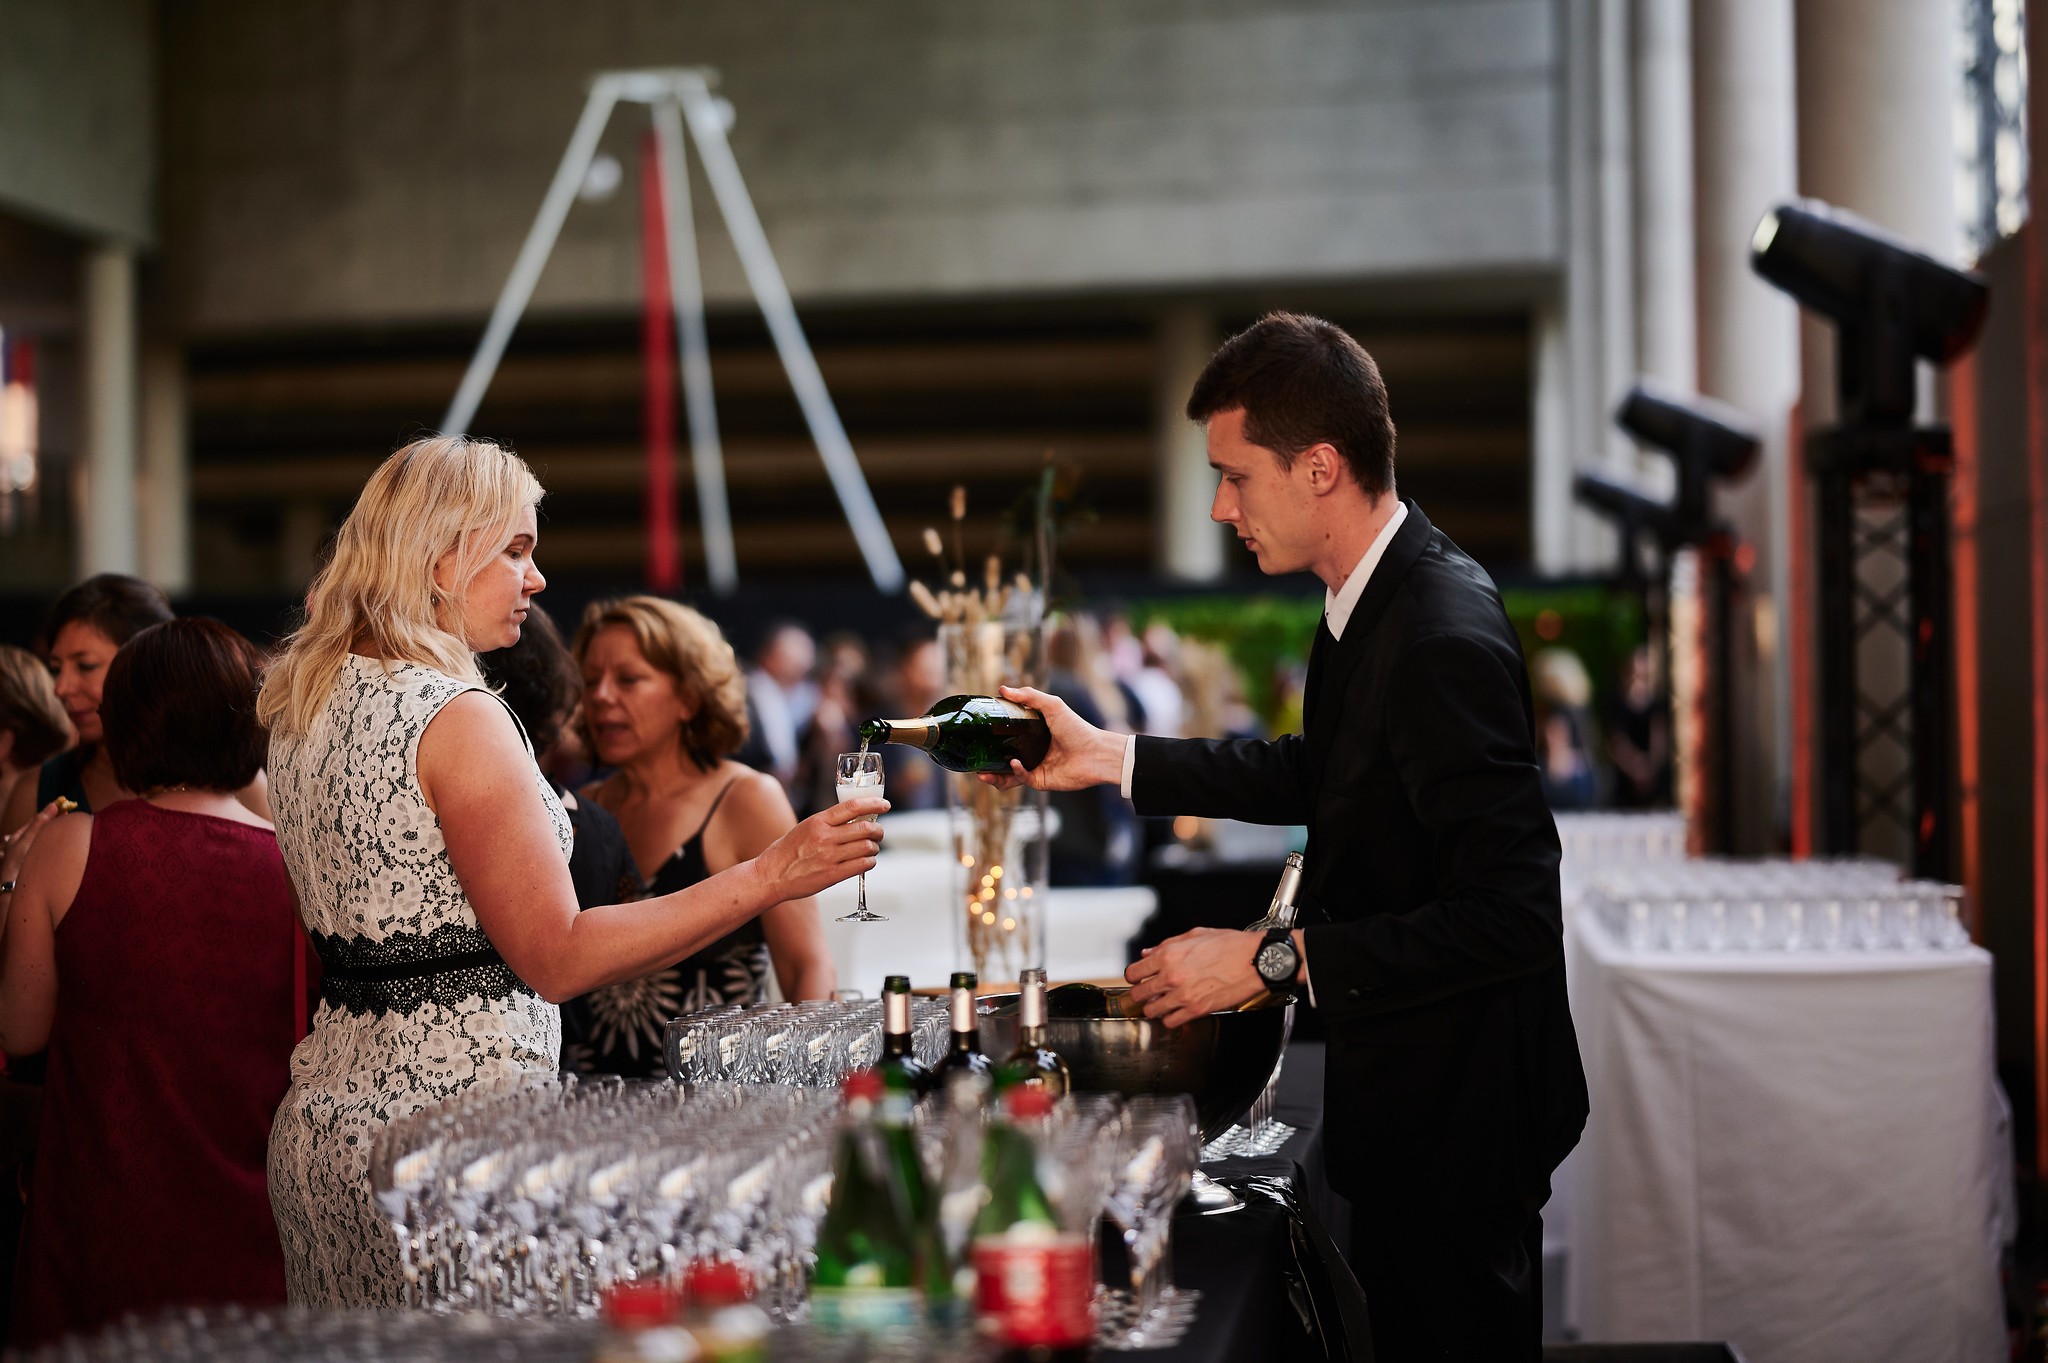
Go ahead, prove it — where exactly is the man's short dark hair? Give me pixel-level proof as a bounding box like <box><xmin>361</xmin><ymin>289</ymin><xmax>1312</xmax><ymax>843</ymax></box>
<box><xmin>103</xmin><ymin>619</ymin><xmax>267</xmax><ymax>794</ymax></box>
<box><xmin>38</xmin><ymin>573</ymin><xmax>174</xmax><ymax>652</ymax></box>
<box><xmin>1184</xmin><ymin>312</ymin><xmax>1397</xmax><ymax>498</ymax></box>
<box><xmin>478</xmin><ymin>604</ymin><xmax>579</xmax><ymax>756</ymax></box>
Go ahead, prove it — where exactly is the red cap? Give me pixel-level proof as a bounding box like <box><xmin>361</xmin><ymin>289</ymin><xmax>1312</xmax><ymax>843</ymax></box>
<box><xmin>843</xmin><ymin>1068</ymin><xmax>884</xmax><ymax>1103</ymax></box>
<box><xmin>684</xmin><ymin>1259</ymin><xmax>754</xmax><ymax>1306</ymax></box>
<box><xmin>1004</xmin><ymin>1085</ymin><xmax>1055</xmax><ymax>1120</ymax></box>
<box><xmin>603</xmin><ymin>1279</ymin><xmax>676</xmax><ymax>1326</ymax></box>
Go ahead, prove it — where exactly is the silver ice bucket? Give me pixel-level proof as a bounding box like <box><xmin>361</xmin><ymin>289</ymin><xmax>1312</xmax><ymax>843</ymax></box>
<box><xmin>978</xmin><ymin>986</ymin><xmax>1293</xmax><ymax>1142</ymax></box>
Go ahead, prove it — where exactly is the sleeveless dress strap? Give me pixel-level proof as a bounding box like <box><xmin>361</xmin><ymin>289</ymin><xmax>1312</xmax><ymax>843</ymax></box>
<box><xmin>687</xmin><ymin>777</ymin><xmax>744</xmax><ymax>844</ymax></box>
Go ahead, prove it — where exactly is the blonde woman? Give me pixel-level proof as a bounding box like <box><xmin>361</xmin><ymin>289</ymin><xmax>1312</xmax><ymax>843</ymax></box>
<box><xmin>260</xmin><ymin>436</ymin><xmax>884</xmax><ymax>1306</ymax></box>
<box><xmin>568</xmin><ymin>598</ymin><xmax>835</xmax><ymax>1074</ymax></box>
<box><xmin>0</xmin><ymin>644</ymin><xmax>71</xmax><ymax>830</ymax></box>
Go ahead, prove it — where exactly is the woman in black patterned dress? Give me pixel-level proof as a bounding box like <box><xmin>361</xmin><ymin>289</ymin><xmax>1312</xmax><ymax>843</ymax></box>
<box><xmin>570</xmin><ymin>597</ymin><xmax>837</xmax><ymax>1076</ymax></box>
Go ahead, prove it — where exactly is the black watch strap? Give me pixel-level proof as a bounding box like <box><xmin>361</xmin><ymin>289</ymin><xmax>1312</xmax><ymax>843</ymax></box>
<box><xmin>1256</xmin><ymin>926</ymin><xmax>1299</xmax><ymax>995</ymax></box>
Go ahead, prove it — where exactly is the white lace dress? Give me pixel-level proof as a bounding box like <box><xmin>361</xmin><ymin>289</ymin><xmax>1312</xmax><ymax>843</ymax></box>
<box><xmin>266</xmin><ymin>655</ymin><xmax>570</xmax><ymax>1307</ymax></box>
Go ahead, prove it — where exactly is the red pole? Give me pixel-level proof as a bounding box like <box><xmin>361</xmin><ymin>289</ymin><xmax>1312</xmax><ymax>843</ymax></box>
<box><xmin>641</xmin><ymin>130</ymin><xmax>680</xmax><ymax>593</ymax></box>
<box><xmin>1787</xmin><ymin>399</ymin><xmax>1812</xmax><ymax>859</ymax></box>
<box><xmin>1950</xmin><ymin>353</ymin><xmax>1982</xmax><ymax>939</ymax></box>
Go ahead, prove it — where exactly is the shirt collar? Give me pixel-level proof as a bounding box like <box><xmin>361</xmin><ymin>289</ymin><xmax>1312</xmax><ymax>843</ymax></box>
<box><xmin>1323</xmin><ymin>500</ymin><xmax>1408</xmax><ymax>641</ymax></box>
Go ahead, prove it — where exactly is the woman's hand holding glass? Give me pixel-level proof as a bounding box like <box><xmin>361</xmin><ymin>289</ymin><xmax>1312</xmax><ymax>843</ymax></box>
<box><xmin>753</xmin><ymin>791</ymin><xmax>888</xmax><ymax>902</ymax></box>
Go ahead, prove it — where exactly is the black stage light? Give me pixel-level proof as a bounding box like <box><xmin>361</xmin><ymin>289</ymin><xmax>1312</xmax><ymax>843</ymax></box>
<box><xmin>1573</xmin><ymin>469</ymin><xmax>1682</xmax><ymax>552</ymax></box>
<box><xmin>1616</xmin><ymin>383</ymin><xmax>1761</xmax><ymax>530</ymax></box>
<box><xmin>1750</xmin><ymin>200</ymin><xmax>1989</xmax><ymax>425</ymax></box>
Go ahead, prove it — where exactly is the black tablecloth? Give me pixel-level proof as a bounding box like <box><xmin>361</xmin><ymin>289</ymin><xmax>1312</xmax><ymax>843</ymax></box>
<box><xmin>1134</xmin><ymin>1041</ymin><xmax>1373</xmax><ymax>1363</ymax></box>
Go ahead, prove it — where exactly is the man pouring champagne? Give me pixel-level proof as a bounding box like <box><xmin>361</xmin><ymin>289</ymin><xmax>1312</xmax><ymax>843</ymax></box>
<box><xmin>982</xmin><ymin>313</ymin><xmax>1588</xmax><ymax>1361</ymax></box>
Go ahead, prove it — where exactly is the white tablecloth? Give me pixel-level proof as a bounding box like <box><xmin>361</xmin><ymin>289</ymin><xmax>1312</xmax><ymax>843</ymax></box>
<box><xmin>1560</xmin><ymin>919</ymin><xmax>2011</xmax><ymax>1362</ymax></box>
<box><xmin>815</xmin><ymin>825</ymin><xmax>1155</xmax><ymax>992</ymax></box>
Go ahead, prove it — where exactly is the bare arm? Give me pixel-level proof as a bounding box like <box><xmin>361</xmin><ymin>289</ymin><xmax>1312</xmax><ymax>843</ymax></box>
<box><xmin>420</xmin><ymin>693</ymin><xmax>881</xmax><ymax>1004</ymax></box>
<box><xmin>706</xmin><ymin>771</ymin><xmax>837</xmax><ymax>1002</ymax></box>
<box><xmin>0</xmin><ymin>812</ymin><xmax>91</xmax><ymax>1054</ymax></box>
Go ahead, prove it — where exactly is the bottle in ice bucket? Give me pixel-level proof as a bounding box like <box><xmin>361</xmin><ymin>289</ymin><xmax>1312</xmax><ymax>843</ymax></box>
<box><xmin>999</xmin><ymin>968</ymin><xmax>1071</xmax><ymax>1097</ymax></box>
<box><xmin>679</xmin><ymin>1261</ymin><xmax>769</xmax><ymax>1363</ymax></box>
<box><xmin>935</xmin><ymin>971</ymin><xmax>995</xmax><ymax>1079</ymax></box>
<box><xmin>810</xmin><ymin>1068</ymin><xmax>944</xmax><ymax>1331</ymax></box>
<box><xmin>877</xmin><ymin>974</ymin><xmax>936</xmax><ymax>1097</ymax></box>
<box><xmin>973</xmin><ymin>1085</ymin><xmax>1096</xmax><ymax>1361</ymax></box>
<box><xmin>596</xmin><ymin>1280</ymin><xmax>697</xmax><ymax>1362</ymax></box>
<box><xmin>859</xmin><ymin>695</ymin><xmax>1052</xmax><ymax>774</ymax></box>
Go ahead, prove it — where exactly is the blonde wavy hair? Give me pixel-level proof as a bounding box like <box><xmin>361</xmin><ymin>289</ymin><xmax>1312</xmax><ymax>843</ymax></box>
<box><xmin>571</xmin><ymin>596</ymin><xmax>750</xmax><ymax>771</ymax></box>
<box><xmin>260</xmin><ymin>435</ymin><xmax>544</xmax><ymax>738</ymax></box>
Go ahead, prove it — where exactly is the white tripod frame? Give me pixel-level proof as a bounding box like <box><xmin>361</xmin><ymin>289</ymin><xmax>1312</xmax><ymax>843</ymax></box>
<box><xmin>442</xmin><ymin>67</ymin><xmax>904</xmax><ymax>594</ymax></box>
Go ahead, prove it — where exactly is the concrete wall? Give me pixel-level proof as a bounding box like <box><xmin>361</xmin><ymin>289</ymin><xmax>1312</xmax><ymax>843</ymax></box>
<box><xmin>0</xmin><ymin>0</ymin><xmax>155</xmax><ymax>245</ymax></box>
<box><xmin>159</xmin><ymin>0</ymin><xmax>1562</xmax><ymax>335</ymax></box>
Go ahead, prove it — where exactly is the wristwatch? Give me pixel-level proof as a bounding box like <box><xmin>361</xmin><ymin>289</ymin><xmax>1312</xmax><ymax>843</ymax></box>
<box><xmin>1253</xmin><ymin>927</ymin><xmax>1299</xmax><ymax>998</ymax></box>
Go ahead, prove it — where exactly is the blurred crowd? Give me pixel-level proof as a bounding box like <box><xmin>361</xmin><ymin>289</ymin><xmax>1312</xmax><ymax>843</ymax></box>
<box><xmin>712</xmin><ymin>611</ymin><xmax>1271</xmax><ymax>888</ymax></box>
<box><xmin>1527</xmin><ymin>643</ymin><xmax>1673</xmax><ymax>815</ymax></box>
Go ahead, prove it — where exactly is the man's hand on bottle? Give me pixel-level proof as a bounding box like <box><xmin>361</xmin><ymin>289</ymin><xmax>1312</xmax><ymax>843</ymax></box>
<box><xmin>976</xmin><ymin>685</ymin><xmax>1128</xmax><ymax>792</ymax></box>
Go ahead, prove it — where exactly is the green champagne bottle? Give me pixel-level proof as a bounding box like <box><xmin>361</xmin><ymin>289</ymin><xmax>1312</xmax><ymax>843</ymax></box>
<box><xmin>935</xmin><ymin>971</ymin><xmax>995</xmax><ymax>1080</ymax></box>
<box><xmin>997</xmin><ymin>969</ymin><xmax>1071</xmax><ymax>1098</ymax></box>
<box><xmin>877</xmin><ymin>975</ymin><xmax>936</xmax><ymax>1098</ymax></box>
<box><xmin>810</xmin><ymin>1069</ymin><xmax>924</xmax><ymax>1331</ymax></box>
<box><xmin>859</xmin><ymin>695</ymin><xmax>1052</xmax><ymax>774</ymax></box>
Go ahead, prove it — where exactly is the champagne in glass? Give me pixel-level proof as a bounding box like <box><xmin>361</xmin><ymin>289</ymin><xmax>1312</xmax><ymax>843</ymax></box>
<box><xmin>835</xmin><ymin>750</ymin><xmax>886</xmax><ymax>923</ymax></box>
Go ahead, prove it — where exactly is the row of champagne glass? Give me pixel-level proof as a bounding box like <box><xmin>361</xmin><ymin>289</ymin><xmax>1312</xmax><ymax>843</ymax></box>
<box><xmin>368</xmin><ymin>1072</ymin><xmax>842</xmax><ymax>1318</ymax></box>
<box><xmin>362</xmin><ymin>1067</ymin><xmax>1204</xmax><ymax>1337</ymax></box>
<box><xmin>665</xmin><ymin>996</ymin><xmax>950</xmax><ymax>1087</ymax></box>
<box><xmin>1583</xmin><ymin>876</ymin><xmax>1969</xmax><ymax>953</ymax></box>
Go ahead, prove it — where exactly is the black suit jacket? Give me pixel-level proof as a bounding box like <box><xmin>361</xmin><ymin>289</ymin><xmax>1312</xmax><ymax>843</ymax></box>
<box><xmin>1133</xmin><ymin>501</ymin><xmax>1588</xmax><ymax>1224</ymax></box>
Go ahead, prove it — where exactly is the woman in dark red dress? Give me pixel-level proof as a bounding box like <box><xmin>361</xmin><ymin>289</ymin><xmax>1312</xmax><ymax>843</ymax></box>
<box><xmin>0</xmin><ymin>619</ymin><xmax>302</xmax><ymax>1347</ymax></box>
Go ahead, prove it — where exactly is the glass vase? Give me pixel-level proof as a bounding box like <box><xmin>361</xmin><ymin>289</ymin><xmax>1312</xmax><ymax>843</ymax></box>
<box><xmin>940</xmin><ymin>620</ymin><xmax>1050</xmax><ymax>985</ymax></box>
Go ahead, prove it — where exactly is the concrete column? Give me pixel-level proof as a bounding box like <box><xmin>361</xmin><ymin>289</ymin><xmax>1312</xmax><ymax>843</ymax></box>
<box><xmin>1794</xmin><ymin>0</ymin><xmax>1959</xmax><ymax>865</ymax></box>
<box><xmin>1156</xmin><ymin>307</ymin><xmax>1225</xmax><ymax>581</ymax></box>
<box><xmin>1551</xmin><ymin>0</ymin><xmax>1635</xmax><ymax>571</ymax></box>
<box><xmin>78</xmin><ymin>243</ymin><xmax>139</xmax><ymax>578</ymax></box>
<box><xmin>138</xmin><ymin>344</ymin><xmax>191</xmax><ymax>593</ymax></box>
<box><xmin>1694</xmin><ymin>0</ymin><xmax>1800</xmax><ymax>850</ymax></box>
<box><xmin>1796</xmin><ymin>0</ymin><xmax>1960</xmax><ymax>427</ymax></box>
<box><xmin>1633</xmin><ymin>0</ymin><xmax>1698</xmax><ymax>504</ymax></box>
<box><xmin>1531</xmin><ymin>301</ymin><xmax>1575</xmax><ymax>573</ymax></box>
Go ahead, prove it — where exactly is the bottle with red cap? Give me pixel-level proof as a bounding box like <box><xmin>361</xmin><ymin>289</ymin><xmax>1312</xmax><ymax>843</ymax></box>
<box><xmin>680</xmin><ymin>1260</ymin><xmax>770</xmax><ymax>1362</ymax></box>
<box><xmin>595</xmin><ymin>1280</ymin><xmax>699</xmax><ymax>1362</ymax></box>
<box><xmin>971</xmin><ymin>1085</ymin><xmax>1095</xmax><ymax>1361</ymax></box>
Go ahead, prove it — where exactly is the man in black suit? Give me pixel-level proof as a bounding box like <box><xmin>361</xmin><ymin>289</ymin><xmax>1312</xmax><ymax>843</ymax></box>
<box><xmin>989</xmin><ymin>313</ymin><xmax>1587</xmax><ymax>1360</ymax></box>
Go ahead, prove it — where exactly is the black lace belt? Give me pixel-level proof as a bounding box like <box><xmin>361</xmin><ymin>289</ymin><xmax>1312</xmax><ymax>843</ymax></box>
<box><xmin>312</xmin><ymin>923</ymin><xmax>532</xmax><ymax>1016</ymax></box>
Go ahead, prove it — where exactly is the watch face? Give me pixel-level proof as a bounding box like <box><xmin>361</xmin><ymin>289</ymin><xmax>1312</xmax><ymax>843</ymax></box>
<box><xmin>1256</xmin><ymin>942</ymin><xmax>1293</xmax><ymax>983</ymax></box>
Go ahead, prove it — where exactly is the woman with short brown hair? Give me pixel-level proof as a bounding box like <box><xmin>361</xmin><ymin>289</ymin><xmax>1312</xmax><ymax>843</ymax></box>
<box><xmin>1</xmin><ymin>619</ymin><xmax>299</xmax><ymax>1345</ymax></box>
<box><xmin>573</xmin><ymin>596</ymin><xmax>836</xmax><ymax>1072</ymax></box>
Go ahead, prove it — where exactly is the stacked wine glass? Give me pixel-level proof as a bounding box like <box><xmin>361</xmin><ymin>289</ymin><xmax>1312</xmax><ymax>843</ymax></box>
<box><xmin>366</xmin><ymin>1072</ymin><xmax>844</xmax><ymax>1319</ymax></box>
<box><xmin>1556</xmin><ymin>810</ymin><xmax>1690</xmax><ymax>900</ymax></box>
<box><xmin>663</xmin><ymin>996</ymin><xmax>949</xmax><ymax>1087</ymax></box>
<box><xmin>13</xmin><ymin>1307</ymin><xmax>601</xmax><ymax>1363</ymax></box>
<box><xmin>1579</xmin><ymin>858</ymin><xmax>1971</xmax><ymax>953</ymax></box>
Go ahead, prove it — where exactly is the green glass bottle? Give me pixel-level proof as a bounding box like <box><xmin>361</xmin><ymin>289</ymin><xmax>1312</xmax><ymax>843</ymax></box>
<box><xmin>935</xmin><ymin>971</ymin><xmax>995</xmax><ymax>1080</ymax></box>
<box><xmin>997</xmin><ymin>969</ymin><xmax>1071</xmax><ymax>1098</ymax></box>
<box><xmin>971</xmin><ymin>1085</ymin><xmax>1095</xmax><ymax>1358</ymax></box>
<box><xmin>859</xmin><ymin>695</ymin><xmax>1052</xmax><ymax>774</ymax></box>
<box><xmin>877</xmin><ymin>974</ymin><xmax>936</xmax><ymax>1098</ymax></box>
<box><xmin>810</xmin><ymin>1069</ymin><xmax>924</xmax><ymax>1331</ymax></box>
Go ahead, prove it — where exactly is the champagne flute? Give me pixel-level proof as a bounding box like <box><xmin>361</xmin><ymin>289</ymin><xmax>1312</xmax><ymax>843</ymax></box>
<box><xmin>835</xmin><ymin>751</ymin><xmax>886</xmax><ymax>922</ymax></box>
